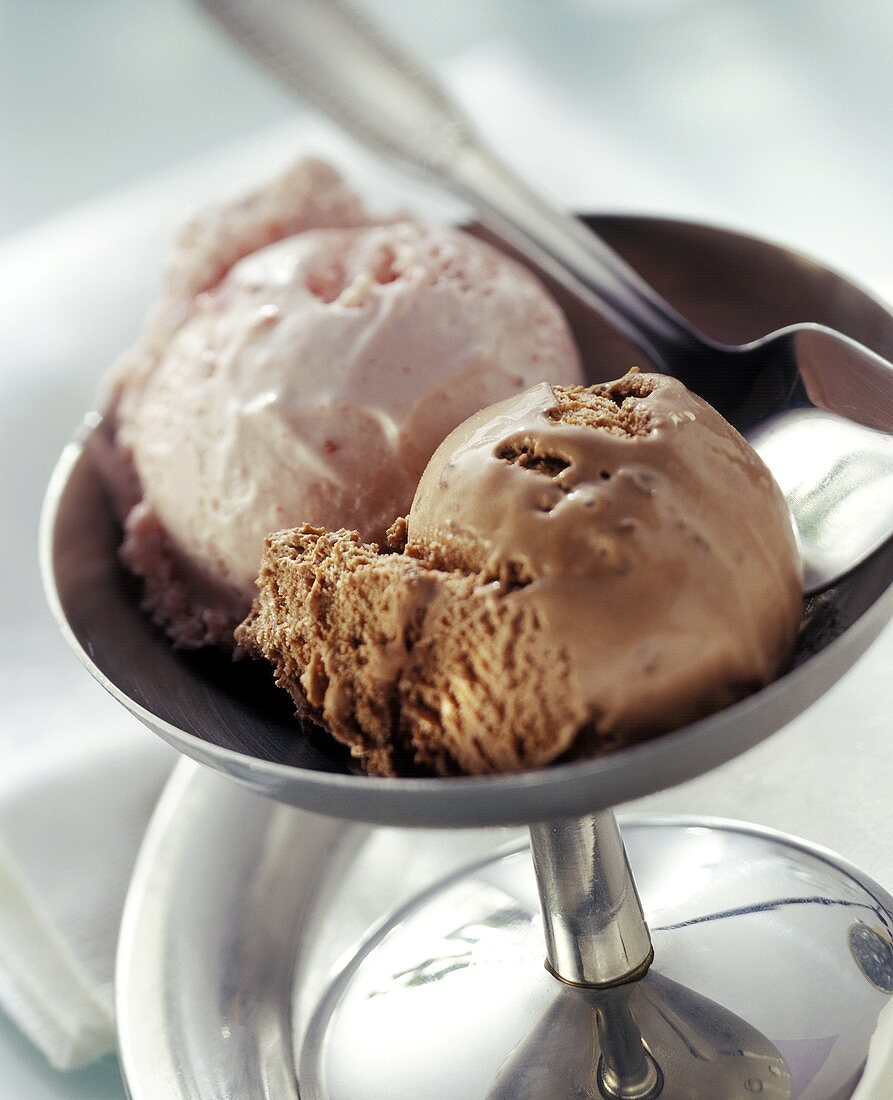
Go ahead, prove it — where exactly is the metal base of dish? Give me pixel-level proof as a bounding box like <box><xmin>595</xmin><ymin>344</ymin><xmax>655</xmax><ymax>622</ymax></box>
<box><xmin>298</xmin><ymin>819</ymin><xmax>893</xmax><ymax>1100</ymax></box>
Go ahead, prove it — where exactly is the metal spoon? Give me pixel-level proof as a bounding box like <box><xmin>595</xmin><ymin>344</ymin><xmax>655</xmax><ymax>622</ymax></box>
<box><xmin>198</xmin><ymin>0</ymin><xmax>893</xmax><ymax>593</ymax></box>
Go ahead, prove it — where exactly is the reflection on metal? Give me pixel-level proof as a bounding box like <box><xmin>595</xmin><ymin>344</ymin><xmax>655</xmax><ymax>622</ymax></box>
<box><xmin>299</xmin><ymin>821</ymin><xmax>893</xmax><ymax>1100</ymax></box>
<box><xmin>368</xmin><ymin>903</ymin><xmax>532</xmax><ymax>997</ymax></box>
<box><xmin>484</xmin><ymin>985</ymin><xmax>663</xmax><ymax>1100</ymax></box>
<box><xmin>849</xmin><ymin>922</ymin><xmax>893</xmax><ymax>993</ymax></box>
<box><xmin>750</xmin><ymin>407</ymin><xmax>893</xmax><ymax>593</ymax></box>
<box><xmin>592</xmin><ymin>990</ymin><xmax>662</xmax><ymax>1099</ymax></box>
<box><xmin>489</xmin><ymin>975</ymin><xmax>790</xmax><ymax>1100</ymax></box>
<box><xmin>530</xmin><ymin>813</ymin><xmax>653</xmax><ymax>988</ymax></box>
<box><xmin>652</xmin><ymin>893</ymin><xmax>891</xmax><ymax>932</ymax></box>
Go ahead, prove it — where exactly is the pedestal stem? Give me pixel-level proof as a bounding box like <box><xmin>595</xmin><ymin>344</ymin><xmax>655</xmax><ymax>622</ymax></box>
<box><xmin>593</xmin><ymin>990</ymin><xmax>662</xmax><ymax>1099</ymax></box>
<box><xmin>529</xmin><ymin>811</ymin><xmax>653</xmax><ymax>987</ymax></box>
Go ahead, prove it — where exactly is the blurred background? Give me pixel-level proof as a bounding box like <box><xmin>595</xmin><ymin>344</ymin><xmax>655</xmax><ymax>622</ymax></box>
<box><xmin>3</xmin><ymin>0</ymin><xmax>893</xmax><ymax>283</ymax></box>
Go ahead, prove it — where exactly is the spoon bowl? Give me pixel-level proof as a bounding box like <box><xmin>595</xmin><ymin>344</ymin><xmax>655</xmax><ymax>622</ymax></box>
<box><xmin>41</xmin><ymin>213</ymin><xmax>893</xmax><ymax>828</ymax></box>
<box><xmin>674</xmin><ymin>323</ymin><xmax>893</xmax><ymax>592</ymax></box>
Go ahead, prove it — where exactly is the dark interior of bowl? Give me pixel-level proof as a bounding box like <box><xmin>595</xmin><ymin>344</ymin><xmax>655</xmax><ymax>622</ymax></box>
<box><xmin>53</xmin><ymin>214</ymin><xmax>893</xmax><ymax>779</ymax></box>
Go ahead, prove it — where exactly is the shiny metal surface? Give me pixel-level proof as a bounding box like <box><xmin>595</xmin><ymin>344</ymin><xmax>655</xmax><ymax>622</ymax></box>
<box><xmin>299</xmin><ymin>820</ymin><xmax>893</xmax><ymax>1100</ymax></box>
<box><xmin>118</xmin><ymin>772</ymin><xmax>891</xmax><ymax>1099</ymax></box>
<box><xmin>750</xmin><ymin>407</ymin><xmax>893</xmax><ymax>593</ymax></box>
<box><xmin>483</xmin><ymin>977</ymin><xmax>789</xmax><ymax>1100</ymax></box>
<box><xmin>40</xmin><ymin>213</ymin><xmax>893</xmax><ymax>827</ymax></box>
<box><xmin>116</xmin><ymin>760</ymin><xmax>354</xmax><ymax>1100</ymax></box>
<box><xmin>529</xmin><ymin>813</ymin><xmax>652</xmax><ymax>987</ymax></box>
<box><xmin>587</xmin><ymin>988</ymin><xmax>662</xmax><ymax>1100</ymax></box>
<box><xmin>200</xmin><ymin>0</ymin><xmax>893</xmax><ymax>591</ymax></box>
<box><xmin>117</xmin><ymin>759</ymin><xmax>514</xmax><ymax>1100</ymax></box>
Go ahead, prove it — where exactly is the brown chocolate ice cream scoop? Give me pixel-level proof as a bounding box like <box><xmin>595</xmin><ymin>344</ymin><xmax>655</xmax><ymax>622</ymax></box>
<box><xmin>237</xmin><ymin>371</ymin><xmax>803</xmax><ymax>776</ymax></box>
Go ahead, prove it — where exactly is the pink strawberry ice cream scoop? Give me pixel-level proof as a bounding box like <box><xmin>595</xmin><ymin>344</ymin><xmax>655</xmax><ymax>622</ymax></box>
<box><xmin>106</xmin><ymin>159</ymin><xmax>583</xmax><ymax>649</ymax></box>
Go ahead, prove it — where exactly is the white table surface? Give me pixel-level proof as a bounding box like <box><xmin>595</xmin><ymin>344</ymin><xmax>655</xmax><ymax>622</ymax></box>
<box><xmin>3</xmin><ymin>1</ymin><xmax>893</xmax><ymax>1095</ymax></box>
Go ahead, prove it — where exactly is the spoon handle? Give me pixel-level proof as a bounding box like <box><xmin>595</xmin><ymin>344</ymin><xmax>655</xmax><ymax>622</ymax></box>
<box><xmin>198</xmin><ymin>0</ymin><xmax>706</xmax><ymax>370</ymax></box>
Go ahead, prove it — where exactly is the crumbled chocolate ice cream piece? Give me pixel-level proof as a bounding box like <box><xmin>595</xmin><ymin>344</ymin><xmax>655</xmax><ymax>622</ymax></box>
<box><xmin>236</xmin><ymin>525</ymin><xmax>586</xmax><ymax>776</ymax></box>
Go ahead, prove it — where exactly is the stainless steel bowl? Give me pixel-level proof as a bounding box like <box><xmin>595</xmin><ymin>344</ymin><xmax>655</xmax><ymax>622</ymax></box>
<box><xmin>42</xmin><ymin>214</ymin><xmax>893</xmax><ymax>828</ymax></box>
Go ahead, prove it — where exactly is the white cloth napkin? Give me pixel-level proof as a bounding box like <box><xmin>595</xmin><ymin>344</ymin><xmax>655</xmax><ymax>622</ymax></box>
<box><xmin>1</xmin><ymin>43</ymin><xmax>892</xmax><ymax>1076</ymax></box>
